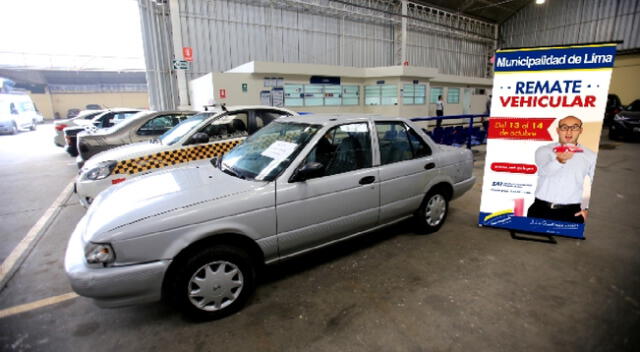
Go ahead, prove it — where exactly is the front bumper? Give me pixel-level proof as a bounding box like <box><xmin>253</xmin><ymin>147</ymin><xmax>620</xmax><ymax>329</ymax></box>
<box><xmin>0</xmin><ymin>121</ymin><xmax>15</xmax><ymax>134</ymax></box>
<box><xmin>64</xmin><ymin>218</ymin><xmax>171</xmax><ymax>308</ymax></box>
<box><xmin>75</xmin><ymin>175</ymin><xmax>123</xmax><ymax>208</ymax></box>
<box><xmin>611</xmin><ymin>120</ymin><xmax>640</xmax><ymax>139</ymax></box>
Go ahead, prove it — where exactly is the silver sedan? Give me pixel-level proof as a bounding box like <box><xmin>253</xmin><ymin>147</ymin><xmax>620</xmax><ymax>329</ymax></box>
<box><xmin>76</xmin><ymin>110</ymin><xmax>198</xmax><ymax>163</ymax></box>
<box><xmin>65</xmin><ymin>114</ymin><xmax>475</xmax><ymax>320</ymax></box>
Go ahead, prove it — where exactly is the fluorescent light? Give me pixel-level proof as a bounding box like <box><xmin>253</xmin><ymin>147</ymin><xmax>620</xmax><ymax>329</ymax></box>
<box><xmin>536</xmin><ymin>0</ymin><xmax>545</xmax><ymax>4</ymax></box>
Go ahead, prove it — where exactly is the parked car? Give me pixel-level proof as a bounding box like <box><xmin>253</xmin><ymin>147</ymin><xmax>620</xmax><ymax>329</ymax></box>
<box><xmin>74</xmin><ymin>106</ymin><xmax>296</xmax><ymax>207</ymax></box>
<box><xmin>54</xmin><ymin>110</ymin><xmax>106</xmax><ymax>147</ymax></box>
<box><xmin>67</xmin><ymin>108</ymin><xmax>81</xmax><ymax>118</ymax></box>
<box><xmin>609</xmin><ymin>99</ymin><xmax>640</xmax><ymax>141</ymax></box>
<box><xmin>77</xmin><ymin>110</ymin><xmax>198</xmax><ymax>164</ymax></box>
<box><xmin>86</xmin><ymin>104</ymin><xmax>102</xmax><ymax>110</ymax></box>
<box><xmin>65</xmin><ymin>113</ymin><xmax>476</xmax><ymax>320</ymax></box>
<box><xmin>604</xmin><ymin>94</ymin><xmax>624</xmax><ymax>126</ymax></box>
<box><xmin>0</xmin><ymin>93</ymin><xmax>39</xmax><ymax>134</ymax></box>
<box><xmin>64</xmin><ymin>108</ymin><xmax>143</xmax><ymax>157</ymax></box>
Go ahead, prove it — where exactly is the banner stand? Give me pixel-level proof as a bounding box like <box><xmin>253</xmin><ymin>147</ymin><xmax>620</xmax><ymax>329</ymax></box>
<box><xmin>509</xmin><ymin>230</ymin><xmax>557</xmax><ymax>244</ymax></box>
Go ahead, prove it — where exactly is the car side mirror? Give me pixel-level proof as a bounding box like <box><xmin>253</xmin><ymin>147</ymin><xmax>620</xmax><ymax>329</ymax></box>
<box><xmin>290</xmin><ymin>162</ymin><xmax>324</xmax><ymax>182</ymax></box>
<box><xmin>189</xmin><ymin>132</ymin><xmax>209</xmax><ymax>144</ymax></box>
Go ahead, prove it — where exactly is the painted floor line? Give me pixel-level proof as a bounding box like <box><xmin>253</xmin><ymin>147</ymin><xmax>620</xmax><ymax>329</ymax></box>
<box><xmin>0</xmin><ymin>181</ymin><xmax>74</xmax><ymax>285</ymax></box>
<box><xmin>0</xmin><ymin>292</ymin><xmax>79</xmax><ymax>319</ymax></box>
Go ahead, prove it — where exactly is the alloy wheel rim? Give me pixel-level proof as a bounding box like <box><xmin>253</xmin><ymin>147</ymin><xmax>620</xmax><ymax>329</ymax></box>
<box><xmin>188</xmin><ymin>260</ymin><xmax>244</xmax><ymax>312</ymax></box>
<box><xmin>425</xmin><ymin>194</ymin><xmax>446</xmax><ymax>226</ymax></box>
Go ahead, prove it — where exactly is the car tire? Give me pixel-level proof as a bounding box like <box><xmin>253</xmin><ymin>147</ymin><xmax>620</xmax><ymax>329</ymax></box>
<box><xmin>170</xmin><ymin>244</ymin><xmax>255</xmax><ymax>321</ymax></box>
<box><xmin>10</xmin><ymin>122</ymin><xmax>18</xmax><ymax>135</ymax></box>
<box><xmin>30</xmin><ymin>120</ymin><xmax>36</xmax><ymax>131</ymax></box>
<box><xmin>415</xmin><ymin>189</ymin><xmax>449</xmax><ymax>234</ymax></box>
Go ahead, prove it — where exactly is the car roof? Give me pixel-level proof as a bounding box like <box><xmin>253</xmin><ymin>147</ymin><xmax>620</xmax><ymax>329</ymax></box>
<box><xmin>276</xmin><ymin>113</ymin><xmax>405</xmax><ymax>125</ymax></box>
<box><xmin>200</xmin><ymin>105</ymin><xmax>298</xmax><ymax>115</ymax></box>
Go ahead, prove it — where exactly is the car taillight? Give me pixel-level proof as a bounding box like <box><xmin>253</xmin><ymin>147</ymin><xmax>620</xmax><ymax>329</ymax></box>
<box><xmin>55</xmin><ymin>124</ymin><xmax>68</xmax><ymax>131</ymax></box>
<box><xmin>612</xmin><ymin>108</ymin><xmax>621</xmax><ymax>114</ymax></box>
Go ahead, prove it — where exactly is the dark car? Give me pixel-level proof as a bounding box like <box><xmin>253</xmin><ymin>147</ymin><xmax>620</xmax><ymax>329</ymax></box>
<box><xmin>604</xmin><ymin>94</ymin><xmax>624</xmax><ymax>126</ymax></box>
<box><xmin>64</xmin><ymin>108</ymin><xmax>142</xmax><ymax>156</ymax></box>
<box><xmin>67</xmin><ymin>108</ymin><xmax>81</xmax><ymax>118</ymax></box>
<box><xmin>609</xmin><ymin>99</ymin><xmax>640</xmax><ymax>141</ymax></box>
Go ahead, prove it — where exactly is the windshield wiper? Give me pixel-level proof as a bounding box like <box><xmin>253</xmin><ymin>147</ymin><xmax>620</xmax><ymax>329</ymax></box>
<box><xmin>221</xmin><ymin>162</ymin><xmax>245</xmax><ymax>179</ymax></box>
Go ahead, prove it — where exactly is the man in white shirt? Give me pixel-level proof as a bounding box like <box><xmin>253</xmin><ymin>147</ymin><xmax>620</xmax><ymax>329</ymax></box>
<box><xmin>527</xmin><ymin>115</ymin><xmax>596</xmax><ymax>223</ymax></box>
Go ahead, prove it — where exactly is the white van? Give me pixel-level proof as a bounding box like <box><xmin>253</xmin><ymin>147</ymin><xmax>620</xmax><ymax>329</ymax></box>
<box><xmin>0</xmin><ymin>93</ymin><xmax>39</xmax><ymax>134</ymax></box>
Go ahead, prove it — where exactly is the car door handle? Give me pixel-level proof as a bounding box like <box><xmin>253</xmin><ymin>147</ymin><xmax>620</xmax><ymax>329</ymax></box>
<box><xmin>359</xmin><ymin>176</ymin><xmax>375</xmax><ymax>185</ymax></box>
<box><xmin>424</xmin><ymin>162</ymin><xmax>435</xmax><ymax>170</ymax></box>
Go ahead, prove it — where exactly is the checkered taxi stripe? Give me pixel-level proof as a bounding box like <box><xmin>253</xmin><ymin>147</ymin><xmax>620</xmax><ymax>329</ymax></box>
<box><xmin>112</xmin><ymin>138</ymin><xmax>245</xmax><ymax>175</ymax></box>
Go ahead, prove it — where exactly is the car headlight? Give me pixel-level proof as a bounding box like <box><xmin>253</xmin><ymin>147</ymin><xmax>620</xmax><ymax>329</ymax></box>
<box><xmin>85</xmin><ymin>242</ymin><xmax>115</xmax><ymax>265</ymax></box>
<box><xmin>614</xmin><ymin>114</ymin><xmax>629</xmax><ymax>121</ymax></box>
<box><xmin>82</xmin><ymin>160</ymin><xmax>117</xmax><ymax>180</ymax></box>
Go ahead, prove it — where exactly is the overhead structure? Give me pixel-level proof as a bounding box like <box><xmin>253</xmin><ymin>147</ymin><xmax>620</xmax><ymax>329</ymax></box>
<box><xmin>137</xmin><ymin>0</ymin><xmax>498</xmax><ymax>110</ymax></box>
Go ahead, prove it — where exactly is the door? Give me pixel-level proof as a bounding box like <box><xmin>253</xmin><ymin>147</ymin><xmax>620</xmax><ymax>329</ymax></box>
<box><xmin>463</xmin><ymin>88</ymin><xmax>472</xmax><ymax>114</ymax></box>
<box><xmin>276</xmin><ymin>122</ymin><xmax>379</xmax><ymax>257</ymax></box>
<box><xmin>375</xmin><ymin>121</ymin><xmax>438</xmax><ymax>223</ymax></box>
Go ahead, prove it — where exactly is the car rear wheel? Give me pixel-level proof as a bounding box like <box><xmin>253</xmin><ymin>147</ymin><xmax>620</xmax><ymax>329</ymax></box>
<box><xmin>10</xmin><ymin>122</ymin><xmax>18</xmax><ymax>135</ymax></box>
<box><xmin>416</xmin><ymin>189</ymin><xmax>449</xmax><ymax>233</ymax></box>
<box><xmin>30</xmin><ymin>120</ymin><xmax>36</xmax><ymax>131</ymax></box>
<box><xmin>170</xmin><ymin>245</ymin><xmax>255</xmax><ymax>320</ymax></box>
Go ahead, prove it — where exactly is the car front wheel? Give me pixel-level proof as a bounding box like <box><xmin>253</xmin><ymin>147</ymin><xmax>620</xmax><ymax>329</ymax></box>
<box><xmin>170</xmin><ymin>245</ymin><xmax>255</xmax><ymax>320</ymax></box>
<box><xmin>416</xmin><ymin>189</ymin><xmax>449</xmax><ymax>233</ymax></box>
<box><xmin>11</xmin><ymin>122</ymin><xmax>18</xmax><ymax>135</ymax></box>
<box><xmin>30</xmin><ymin>120</ymin><xmax>36</xmax><ymax>131</ymax></box>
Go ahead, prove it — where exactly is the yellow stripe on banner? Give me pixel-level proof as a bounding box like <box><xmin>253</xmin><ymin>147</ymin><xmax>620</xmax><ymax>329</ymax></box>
<box><xmin>483</xmin><ymin>209</ymin><xmax>514</xmax><ymax>222</ymax></box>
<box><xmin>497</xmin><ymin>43</ymin><xmax>617</xmax><ymax>53</ymax></box>
<box><xmin>493</xmin><ymin>67</ymin><xmax>613</xmax><ymax>75</ymax></box>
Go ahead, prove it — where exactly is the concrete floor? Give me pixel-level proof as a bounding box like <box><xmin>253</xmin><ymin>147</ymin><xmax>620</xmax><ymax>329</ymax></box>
<box><xmin>0</xmin><ymin>124</ymin><xmax>638</xmax><ymax>351</ymax></box>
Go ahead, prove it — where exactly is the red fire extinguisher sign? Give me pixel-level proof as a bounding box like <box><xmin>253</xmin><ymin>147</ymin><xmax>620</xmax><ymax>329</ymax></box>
<box><xmin>219</xmin><ymin>89</ymin><xmax>227</xmax><ymax>98</ymax></box>
<box><xmin>183</xmin><ymin>47</ymin><xmax>193</xmax><ymax>62</ymax></box>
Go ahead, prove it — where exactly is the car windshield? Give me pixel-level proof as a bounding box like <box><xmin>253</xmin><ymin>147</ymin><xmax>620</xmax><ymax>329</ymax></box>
<box><xmin>221</xmin><ymin>121</ymin><xmax>320</xmax><ymax>182</ymax></box>
<box><xmin>102</xmin><ymin>111</ymin><xmax>151</xmax><ymax>133</ymax></box>
<box><xmin>159</xmin><ymin>112</ymin><xmax>213</xmax><ymax>145</ymax></box>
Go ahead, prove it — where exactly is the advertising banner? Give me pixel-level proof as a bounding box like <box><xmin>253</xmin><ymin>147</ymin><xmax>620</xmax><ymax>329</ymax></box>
<box><xmin>478</xmin><ymin>43</ymin><xmax>617</xmax><ymax>239</ymax></box>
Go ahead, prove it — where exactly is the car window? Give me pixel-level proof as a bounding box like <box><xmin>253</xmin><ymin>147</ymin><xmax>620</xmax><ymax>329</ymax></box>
<box><xmin>10</xmin><ymin>103</ymin><xmax>18</xmax><ymax>115</ymax></box>
<box><xmin>255</xmin><ymin>110</ymin><xmax>289</xmax><ymax>129</ymax></box>
<box><xmin>221</xmin><ymin>121</ymin><xmax>320</xmax><ymax>181</ymax></box>
<box><xmin>99</xmin><ymin>112</ymin><xmax>137</xmax><ymax>128</ymax></box>
<box><xmin>137</xmin><ymin>114</ymin><xmax>188</xmax><ymax>136</ymax></box>
<box><xmin>376</xmin><ymin>121</ymin><xmax>431</xmax><ymax>165</ymax></box>
<box><xmin>195</xmin><ymin>112</ymin><xmax>249</xmax><ymax>144</ymax></box>
<box><xmin>627</xmin><ymin>100</ymin><xmax>640</xmax><ymax>112</ymax></box>
<box><xmin>303</xmin><ymin>122</ymin><xmax>372</xmax><ymax>178</ymax></box>
<box><xmin>159</xmin><ymin>112</ymin><xmax>212</xmax><ymax>145</ymax></box>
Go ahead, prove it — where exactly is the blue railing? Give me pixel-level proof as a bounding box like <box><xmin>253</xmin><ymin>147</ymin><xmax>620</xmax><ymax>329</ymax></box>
<box><xmin>411</xmin><ymin>114</ymin><xmax>489</xmax><ymax>149</ymax></box>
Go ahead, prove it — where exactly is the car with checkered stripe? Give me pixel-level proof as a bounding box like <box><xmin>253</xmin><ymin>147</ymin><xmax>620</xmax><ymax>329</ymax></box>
<box><xmin>74</xmin><ymin>106</ymin><xmax>297</xmax><ymax>207</ymax></box>
<box><xmin>65</xmin><ymin>113</ymin><xmax>475</xmax><ymax>320</ymax></box>
<box><xmin>76</xmin><ymin>110</ymin><xmax>199</xmax><ymax>166</ymax></box>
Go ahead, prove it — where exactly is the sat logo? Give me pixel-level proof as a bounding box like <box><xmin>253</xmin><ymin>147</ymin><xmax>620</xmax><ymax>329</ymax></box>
<box><xmin>492</xmin><ymin>181</ymin><xmax>503</xmax><ymax>186</ymax></box>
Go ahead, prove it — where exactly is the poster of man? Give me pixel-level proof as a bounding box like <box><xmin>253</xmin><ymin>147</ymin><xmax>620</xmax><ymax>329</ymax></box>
<box><xmin>478</xmin><ymin>42</ymin><xmax>617</xmax><ymax>239</ymax></box>
<box><xmin>527</xmin><ymin>116</ymin><xmax>596</xmax><ymax>224</ymax></box>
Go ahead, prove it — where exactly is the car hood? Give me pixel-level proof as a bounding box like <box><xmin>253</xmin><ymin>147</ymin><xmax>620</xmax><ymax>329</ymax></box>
<box><xmin>83</xmin><ymin>140</ymin><xmax>165</xmax><ymax>169</ymax></box>
<box><xmin>83</xmin><ymin>164</ymin><xmax>261</xmax><ymax>243</ymax></box>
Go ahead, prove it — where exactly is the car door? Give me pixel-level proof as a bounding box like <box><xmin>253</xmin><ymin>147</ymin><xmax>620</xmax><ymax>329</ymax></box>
<box><xmin>131</xmin><ymin>113</ymin><xmax>191</xmax><ymax>143</ymax></box>
<box><xmin>275</xmin><ymin>121</ymin><xmax>380</xmax><ymax>258</ymax></box>
<box><xmin>376</xmin><ymin>121</ymin><xmax>437</xmax><ymax>223</ymax></box>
